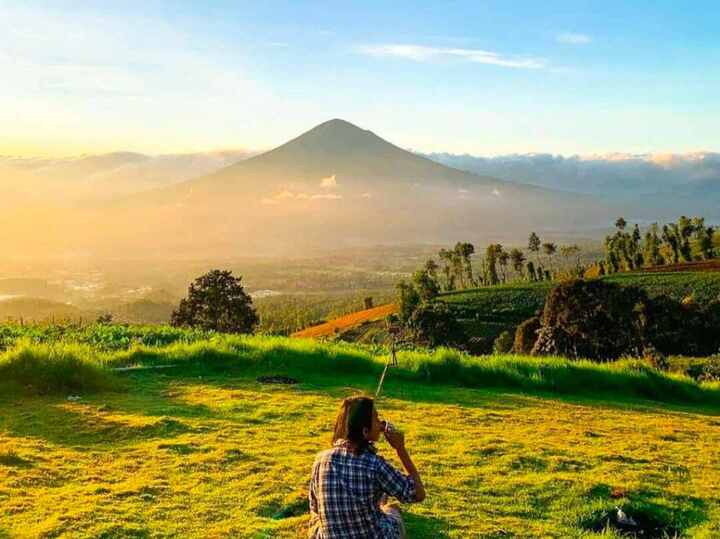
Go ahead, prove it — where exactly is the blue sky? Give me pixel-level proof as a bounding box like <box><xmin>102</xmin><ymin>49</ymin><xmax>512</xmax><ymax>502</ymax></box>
<box><xmin>1</xmin><ymin>0</ymin><xmax>718</xmax><ymax>156</ymax></box>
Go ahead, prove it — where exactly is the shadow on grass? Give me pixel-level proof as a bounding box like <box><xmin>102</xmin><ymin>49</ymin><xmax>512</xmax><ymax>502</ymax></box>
<box><xmin>405</xmin><ymin>511</ymin><xmax>451</xmax><ymax>538</ymax></box>
<box><xmin>0</xmin><ymin>397</ymin><xmax>195</xmax><ymax>448</ymax></box>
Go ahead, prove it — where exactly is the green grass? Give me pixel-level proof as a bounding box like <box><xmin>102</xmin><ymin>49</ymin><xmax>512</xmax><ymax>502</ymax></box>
<box><xmin>1</xmin><ymin>332</ymin><xmax>720</xmax><ymax>537</ymax></box>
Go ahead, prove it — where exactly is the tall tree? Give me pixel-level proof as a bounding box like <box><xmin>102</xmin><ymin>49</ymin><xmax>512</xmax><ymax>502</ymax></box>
<box><xmin>615</xmin><ymin>217</ymin><xmax>627</xmax><ymax>231</ymax></box>
<box><xmin>484</xmin><ymin>244</ymin><xmax>501</xmax><ymax>286</ymax></box>
<box><xmin>497</xmin><ymin>247</ymin><xmax>510</xmax><ymax>283</ymax></box>
<box><xmin>438</xmin><ymin>249</ymin><xmax>455</xmax><ymax>291</ymax></box>
<box><xmin>528</xmin><ymin>232</ymin><xmax>541</xmax><ymax>265</ymax></box>
<box><xmin>542</xmin><ymin>242</ymin><xmax>557</xmax><ymax>272</ymax></box>
<box><xmin>510</xmin><ymin>248</ymin><xmax>526</xmax><ymax>278</ymax></box>
<box><xmin>412</xmin><ymin>269</ymin><xmax>439</xmax><ymax>301</ymax></box>
<box><xmin>643</xmin><ymin>224</ymin><xmax>663</xmax><ymax>267</ymax></box>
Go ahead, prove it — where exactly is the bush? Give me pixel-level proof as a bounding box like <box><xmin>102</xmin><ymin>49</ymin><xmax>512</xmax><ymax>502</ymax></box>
<box><xmin>405</xmin><ymin>301</ymin><xmax>464</xmax><ymax>347</ymax></box>
<box><xmin>531</xmin><ymin>279</ymin><xmax>649</xmax><ymax>361</ymax></box>
<box><xmin>513</xmin><ymin>317</ymin><xmax>541</xmax><ymax>354</ymax></box>
<box><xmin>493</xmin><ymin>331</ymin><xmax>513</xmax><ymax>354</ymax></box>
<box><xmin>645</xmin><ymin>296</ymin><xmax>720</xmax><ymax>356</ymax></box>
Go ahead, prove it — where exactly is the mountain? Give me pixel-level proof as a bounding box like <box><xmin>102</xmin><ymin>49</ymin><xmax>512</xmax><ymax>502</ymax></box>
<box><xmin>1</xmin><ymin>119</ymin><xmax>612</xmax><ymax>258</ymax></box>
<box><xmin>114</xmin><ymin>119</ymin><xmax>610</xmax><ymax>254</ymax></box>
<box><xmin>426</xmin><ymin>151</ymin><xmax>720</xmax><ymax>222</ymax></box>
<box><xmin>0</xmin><ymin>150</ymin><xmax>253</xmax><ymax>203</ymax></box>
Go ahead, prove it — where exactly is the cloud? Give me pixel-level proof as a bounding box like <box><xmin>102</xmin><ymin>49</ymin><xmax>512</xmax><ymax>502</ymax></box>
<box><xmin>264</xmin><ymin>190</ymin><xmax>342</xmax><ymax>202</ymax></box>
<box><xmin>320</xmin><ymin>174</ymin><xmax>337</xmax><ymax>188</ymax></box>
<box><xmin>556</xmin><ymin>33</ymin><xmax>591</xmax><ymax>45</ymax></box>
<box><xmin>360</xmin><ymin>192</ymin><xmax>372</xmax><ymax>199</ymax></box>
<box><xmin>358</xmin><ymin>44</ymin><xmax>546</xmax><ymax>69</ymax></box>
<box><xmin>492</xmin><ymin>188</ymin><xmax>501</xmax><ymax>197</ymax></box>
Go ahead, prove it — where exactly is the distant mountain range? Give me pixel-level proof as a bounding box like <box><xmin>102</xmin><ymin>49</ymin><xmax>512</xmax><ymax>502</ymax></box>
<box><xmin>3</xmin><ymin>119</ymin><xmax>716</xmax><ymax>258</ymax></box>
<box><xmin>0</xmin><ymin>150</ymin><xmax>253</xmax><ymax>205</ymax></box>
<box><xmin>425</xmin><ymin>152</ymin><xmax>720</xmax><ymax>221</ymax></box>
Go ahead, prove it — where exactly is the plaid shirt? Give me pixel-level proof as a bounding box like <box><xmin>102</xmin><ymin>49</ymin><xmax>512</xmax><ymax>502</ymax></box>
<box><xmin>308</xmin><ymin>441</ymin><xmax>417</xmax><ymax>539</ymax></box>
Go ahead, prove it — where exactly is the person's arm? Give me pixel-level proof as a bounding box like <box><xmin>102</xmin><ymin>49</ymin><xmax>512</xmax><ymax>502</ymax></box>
<box><xmin>384</xmin><ymin>428</ymin><xmax>426</xmax><ymax>502</ymax></box>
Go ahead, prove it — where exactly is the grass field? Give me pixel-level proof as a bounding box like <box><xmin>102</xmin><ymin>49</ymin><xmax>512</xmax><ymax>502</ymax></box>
<box><xmin>1</xmin><ymin>332</ymin><xmax>720</xmax><ymax>537</ymax></box>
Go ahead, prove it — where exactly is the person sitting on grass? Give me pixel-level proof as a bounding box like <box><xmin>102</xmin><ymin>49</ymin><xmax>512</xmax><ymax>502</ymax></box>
<box><xmin>308</xmin><ymin>395</ymin><xmax>426</xmax><ymax>539</ymax></box>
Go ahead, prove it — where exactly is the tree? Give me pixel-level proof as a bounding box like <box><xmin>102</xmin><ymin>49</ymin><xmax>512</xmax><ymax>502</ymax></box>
<box><xmin>171</xmin><ymin>270</ymin><xmax>258</xmax><ymax>333</ymax></box>
<box><xmin>412</xmin><ymin>269</ymin><xmax>439</xmax><ymax>301</ymax></box>
<box><xmin>484</xmin><ymin>244</ymin><xmax>501</xmax><ymax>285</ymax></box>
<box><xmin>497</xmin><ymin>247</ymin><xmax>510</xmax><ymax>283</ymax></box>
<box><xmin>526</xmin><ymin>261</ymin><xmax>537</xmax><ymax>282</ymax></box>
<box><xmin>531</xmin><ymin>279</ymin><xmax>649</xmax><ymax>360</ymax></box>
<box><xmin>454</xmin><ymin>242</ymin><xmax>476</xmax><ymax>288</ymax></box>
<box><xmin>542</xmin><ymin>242</ymin><xmax>557</xmax><ymax>272</ymax></box>
<box><xmin>615</xmin><ymin>217</ymin><xmax>627</xmax><ymax>231</ymax></box>
<box><xmin>438</xmin><ymin>249</ymin><xmax>455</xmax><ymax>291</ymax></box>
<box><xmin>528</xmin><ymin>232</ymin><xmax>541</xmax><ymax>264</ymax></box>
<box><xmin>643</xmin><ymin>224</ymin><xmax>664</xmax><ymax>267</ymax></box>
<box><xmin>509</xmin><ymin>248</ymin><xmax>526</xmax><ymax>278</ymax></box>
<box><xmin>396</xmin><ymin>280</ymin><xmax>421</xmax><ymax>324</ymax></box>
<box><xmin>559</xmin><ymin>244</ymin><xmax>581</xmax><ymax>271</ymax></box>
<box><xmin>424</xmin><ymin>259</ymin><xmax>439</xmax><ymax>282</ymax></box>
<box><xmin>405</xmin><ymin>301</ymin><xmax>464</xmax><ymax>347</ymax></box>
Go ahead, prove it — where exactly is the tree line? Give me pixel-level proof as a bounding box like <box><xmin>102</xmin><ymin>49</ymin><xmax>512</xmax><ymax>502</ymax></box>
<box><xmin>411</xmin><ymin>235</ymin><xmax>583</xmax><ymax>297</ymax></box>
<box><xmin>601</xmin><ymin>216</ymin><xmax>717</xmax><ymax>274</ymax></box>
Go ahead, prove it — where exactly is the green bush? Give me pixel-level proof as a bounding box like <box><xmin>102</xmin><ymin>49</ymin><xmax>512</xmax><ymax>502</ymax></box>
<box><xmin>493</xmin><ymin>331</ymin><xmax>513</xmax><ymax>354</ymax></box>
<box><xmin>532</xmin><ymin>279</ymin><xmax>648</xmax><ymax>360</ymax></box>
<box><xmin>513</xmin><ymin>317</ymin><xmax>541</xmax><ymax>354</ymax></box>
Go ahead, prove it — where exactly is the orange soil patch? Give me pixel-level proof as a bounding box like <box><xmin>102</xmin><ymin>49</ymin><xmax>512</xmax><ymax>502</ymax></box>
<box><xmin>291</xmin><ymin>303</ymin><xmax>398</xmax><ymax>339</ymax></box>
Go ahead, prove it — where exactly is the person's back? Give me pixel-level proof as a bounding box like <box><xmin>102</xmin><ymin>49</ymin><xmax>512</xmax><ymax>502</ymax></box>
<box><xmin>308</xmin><ymin>396</ymin><xmax>426</xmax><ymax>539</ymax></box>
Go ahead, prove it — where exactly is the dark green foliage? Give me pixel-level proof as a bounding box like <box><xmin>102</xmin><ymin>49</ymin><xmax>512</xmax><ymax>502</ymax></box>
<box><xmin>171</xmin><ymin>270</ymin><xmax>258</xmax><ymax>334</ymax></box>
<box><xmin>644</xmin><ymin>296</ymin><xmax>720</xmax><ymax>357</ymax></box>
<box><xmin>685</xmin><ymin>357</ymin><xmax>720</xmax><ymax>382</ymax></box>
<box><xmin>493</xmin><ymin>331</ymin><xmax>513</xmax><ymax>354</ymax></box>
<box><xmin>513</xmin><ymin>316</ymin><xmax>541</xmax><ymax>354</ymax></box>
<box><xmin>396</xmin><ymin>280</ymin><xmax>421</xmax><ymax>324</ymax></box>
<box><xmin>412</xmin><ymin>269</ymin><xmax>440</xmax><ymax>301</ymax></box>
<box><xmin>405</xmin><ymin>301</ymin><xmax>464</xmax><ymax>347</ymax></box>
<box><xmin>532</xmin><ymin>279</ymin><xmax>649</xmax><ymax>360</ymax></box>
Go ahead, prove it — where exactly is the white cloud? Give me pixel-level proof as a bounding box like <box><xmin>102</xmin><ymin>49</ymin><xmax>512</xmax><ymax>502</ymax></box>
<box><xmin>556</xmin><ymin>33</ymin><xmax>591</xmax><ymax>45</ymax></box>
<box><xmin>358</xmin><ymin>44</ymin><xmax>546</xmax><ymax>69</ymax></box>
<box><xmin>320</xmin><ymin>174</ymin><xmax>337</xmax><ymax>188</ymax></box>
<box><xmin>261</xmin><ymin>197</ymin><xmax>280</xmax><ymax>205</ymax></box>
<box><xmin>492</xmin><ymin>188</ymin><xmax>501</xmax><ymax>197</ymax></box>
<box><xmin>311</xmin><ymin>193</ymin><xmax>342</xmax><ymax>200</ymax></box>
<box><xmin>360</xmin><ymin>192</ymin><xmax>372</xmax><ymax>199</ymax></box>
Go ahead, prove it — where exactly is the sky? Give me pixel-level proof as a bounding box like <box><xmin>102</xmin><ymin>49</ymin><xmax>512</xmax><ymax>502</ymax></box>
<box><xmin>1</xmin><ymin>0</ymin><xmax>719</xmax><ymax>157</ymax></box>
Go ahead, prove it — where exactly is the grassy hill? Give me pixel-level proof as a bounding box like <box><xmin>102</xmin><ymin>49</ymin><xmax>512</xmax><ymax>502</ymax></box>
<box><xmin>1</xmin><ymin>329</ymin><xmax>719</xmax><ymax>537</ymax></box>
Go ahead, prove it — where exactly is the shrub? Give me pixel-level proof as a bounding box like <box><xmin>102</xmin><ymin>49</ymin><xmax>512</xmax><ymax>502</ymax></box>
<box><xmin>531</xmin><ymin>279</ymin><xmax>649</xmax><ymax>361</ymax></box>
<box><xmin>405</xmin><ymin>301</ymin><xmax>464</xmax><ymax>348</ymax></box>
<box><xmin>493</xmin><ymin>331</ymin><xmax>513</xmax><ymax>354</ymax></box>
<box><xmin>645</xmin><ymin>296</ymin><xmax>720</xmax><ymax>356</ymax></box>
<box><xmin>513</xmin><ymin>317</ymin><xmax>541</xmax><ymax>354</ymax></box>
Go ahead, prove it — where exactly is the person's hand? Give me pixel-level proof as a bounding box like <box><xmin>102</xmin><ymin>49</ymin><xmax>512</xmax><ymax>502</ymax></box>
<box><xmin>383</xmin><ymin>424</ymin><xmax>405</xmax><ymax>451</ymax></box>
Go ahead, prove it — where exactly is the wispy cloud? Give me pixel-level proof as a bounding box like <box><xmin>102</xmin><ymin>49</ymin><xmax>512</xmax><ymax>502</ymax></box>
<box><xmin>320</xmin><ymin>174</ymin><xmax>337</xmax><ymax>188</ymax></box>
<box><xmin>358</xmin><ymin>44</ymin><xmax>546</xmax><ymax>69</ymax></box>
<box><xmin>556</xmin><ymin>32</ymin><xmax>591</xmax><ymax>45</ymax></box>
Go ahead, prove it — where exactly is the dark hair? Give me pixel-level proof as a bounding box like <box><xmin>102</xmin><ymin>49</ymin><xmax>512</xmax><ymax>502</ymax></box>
<box><xmin>332</xmin><ymin>396</ymin><xmax>375</xmax><ymax>454</ymax></box>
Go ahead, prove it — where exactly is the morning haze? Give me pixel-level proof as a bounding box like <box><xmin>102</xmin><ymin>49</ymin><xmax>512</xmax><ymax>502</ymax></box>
<box><xmin>1</xmin><ymin>2</ymin><xmax>720</xmax><ymax>538</ymax></box>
